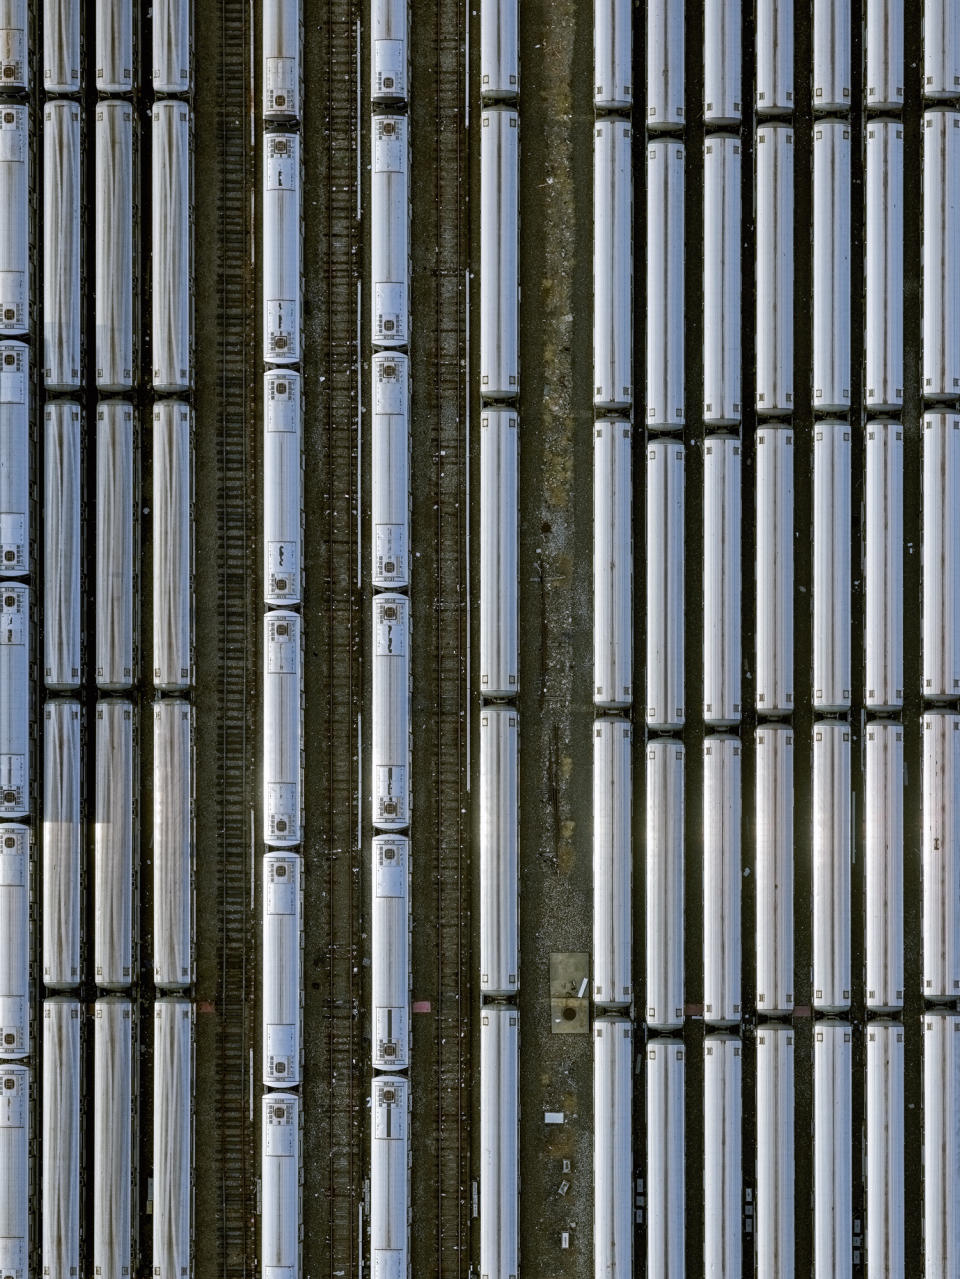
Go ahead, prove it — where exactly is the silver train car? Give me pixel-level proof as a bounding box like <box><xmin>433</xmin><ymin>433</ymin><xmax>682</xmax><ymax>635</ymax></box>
<box><xmin>263</xmin><ymin>0</ymin><xmax>301</xmax><ymax>119</ymax></box>
<box><xmin>480</xmin><ymin>107</ymin><xmax>518</xmax><ymax>397</ymax></box>
<box><xmin>0</xmin><ymin>1064</ymin><xmax>28</xmax><ymax>1279</ymax></box>
<box><xmin>593</xmin><ymin>717</ymin><xmax>631</xmax><ymax>1006</ymax></box>
<box><xmin>755</xmin><ymin>1024</ymin><xmax>794</xmax><ymax>1278</ymax></box>
<box><xmin>96</xmin><ymin>0</ymin><xmax>135</xmax><ymax>93</ymax></box>
<box><xmin>0</xmin><ymin>582</ymin><xmax>28</xmax><ymax>819</ymax></box>
<box><xmin>0</xmin><ymin>822</ymin><xmax>27</xmax><ymax>1057</ymax></box>
<box><xmin>44</xmin><ymin>0</ymin><xmax>82</xmax><ymax>94</ymax></box>
<box><xmin>593</xmin><ymin>418</ymin><xmax>631</xmax><ymax>708</ymax></box>
<box><xmin>371</xmin><ymin>836</ymin><xmax>407</xmax><ymax>1071</ymax></box>
<box><xmin>480</xmin><ymin>1007</ymin><xmax>518</xmax><ymax>1279</ymax></box>
<box><xmin>703</xmin><ymin>1035</ymin><xmax>742</xmax><ymax>1278</ymax></box>
<box><xmin>480</xmin><ymin>406</ymin><xmax>517</xmax><ymax>695</ymax></box>
<box><xmin>755</xmin><ymin>724</ymin><xmax>794</xmax><ymax>1016</ymax></box>
<box><xmin>925</xmin><ymin>0</ymin><xmax>960</xmax><ymax>100</ymax></box>
<box><xmin>812</xmin><ymin>0</ymin><xmax>851</xmax><ymax>112</ymax></box>
<box><xmin>645</xmin><ymin>438</ymin><xmax>684</xmax><ymax>731</ymax></box>
<box><xmin>372</xmin><ymin>0</ymin><xmax>407</xmax><ymax>103</ymax></box>
<box><xmin>93</xmin><ymin>997</ymin><xmax>134</xmax><ymax>1279</ymax></box>
<box><xmin>593</xmin><ymin>1018</ymin><xmax>632</xmax><ymax>1278</ymax></box>
<box><xmin>755</xmin><ymin>0</ymin><xmax>793</xmax><ymax>114</ymax></box>
<box><xmin>865</xmin><ymin>0</ymin><xmax>904</xmax><ymax>110</ymax></box>
<box><xmin>812</xmin><ymin>721</ymin><xmax>852</xmax><ymax>1013</ymax></box>
<box><xmin>153</xmin><ymin>699</ymin><xmax>193</xmax><ymax>988</ymax></box>
<box><xmin>42</xmin><ymin>998</ymin><xmax>81</xmax><ymax>1279</ymax></box>
<box><xmin>703</xmin><ymin>435</ymin><xmax>741</xmax><ymax>727</ymax></box>
<box><xmin>923</xmin><ymin>711</ymin><xmax>960</xmax><ymax>1000</ymax></box>
<box><xmin>95</xmin><ymin>100</ymin><xmax>137</xmax><ymax>392</ymax></box>
<box><xmin>372</xmin><ymin>355</ymin><xmax>408</xmax><ymax>593</ymax></box>
<box><xmin>864</xmin><ymin>420</ymin><xmax>903</xmax><ymax>710</ymax></box>
<box><xmin>865</xmin><ymin>118</ymin><xmax>904</xmax><ymax>412</ymax></box>
<box><xmin>479</xmin><ymin>705</ymin><xmax>518</xmax><ymax>997</ymax></box>
<box><xmin>263</xmin><ymin>132</ymin><xmax>301</xmax><ymax>365</ymax></box>
<box><xmin>645</xmin><ymin>738</ymin><xmax>684</xmax><ymax>1031</ymax></box>
<box><xmin>923</xmin><ymin>412</ymin><xmax>960</xmax><ymax>699</ymax></box>
<box><xmin>755</xmin><ymin>124</ymin><xmax>794</xmax><ymax>414</ymax></box>
<box><xmin>263</xmin><ymin>851</ymin><xmax>302</xmax><ymax>1085</ymax></box>
<box><xmin>153</xmin><ymin>0</ymin><xmax>192</xmax><ymax>96</ymax></box>
<box><xmin>0</xmin><ymin>106</ymin><xmax>27</xmax><ymax>338</ymax></box>
<box><xmin>646</xmin><ymin>0</ymin><xmax>683</xmax><ymax>129</ymax></box>
<box><xmin>646</xmin><ymin>139</ymin><xmax>684</xmax><ymax>429</ymax></box>
<box><xmin>372</xmin><ymin>593</ymin><xmax>409</xmax><ymax>831</ymax></box>
<box><xmin>923</xmin><ymin>110</ymin><xmax>960</xmax><ymax>401</ymax></box>
<box><xmin>153</xmin><ymin>402</ymin><xmax>193</xmax><ymax>690</ymax></box>
<box><xmin>593</xmin><ymin>118</ymin><xmax>631</xmax><ymax>410</ymax></box>
<box><xmin>923</xmin><ymin>1012</ymin><xmax>960</xmax><ymax>1279</ymax></box>
<box><xmin>0</xmin><ymin>341</ymin><xmax>28</xmax><ymax>576</ymax></box>
<box><xmin>43</xmin><ymin>101</ymin><xmax>83</xmax><ymax>393</ymax></box>
<box><xmin>263</xmin><ymin>610</ymin><xmax>302</xmax><ymax>846</ymax></box>
<box><xmin>0</xmin><ymin>0</ymin><xmax>27</xmax><ymax>89</ymax></box>
<box><xmin>814</xmin><ymin>1022</ymin><xmax>852</xmax><ymax>1279</ymax></box>
<box><xmin>265</xmin><ymin>370</ymin><xmax>303</xmax><ymax>605</ymax></box>
<box><xmin>370</xmin><ymin>1077</ymin><xmax>408</xmax><ymax>1279</ymax></box>
<box><xmin>94</xmin><ymin>699</ymin><xmax>136</xmax><ymax>989</ymax></box>
<box><xmin>812</xmin><ymin>119</ymin><xmax>851</xmax><ymax>413</ymax></box>
<box><xmin>96</xmin><ymin>400</ymin><xmax>136</xmax><ymax>690</ymax></box>
<box><xmin>702</xmin><ymin>734</ymin><xmax>741</xmax><ymax>1025</ymax></box>
<box><xmin>152</xmin><ymin>102</ymin><xmax>193</xmax><ymax>393</ymax></box>
<box><xmin>646</xmin><ymin>1039</ymin><xmax>685</xmax><ymax>1278</ymax></box>
<box><xmin>755</xmin><ymin>425</ymin><xmax>794</xmax><ymax>713</ymax></box>
<box><xmin>704</xmin><ymin>0</ymin><xmax>741</xmax><ymax>126</ymax></box>
<box><xmin>261</xmin><ymin>1092</ymin><xmax>300</xmax><ymax>1279</ymax></box>
<box><xmin>593</xmin><ymin>0</ymin><xmax>629</xmax><ymax>110</ymax></box>
<box><xmin>372</xmin><ymin>116</ymin><xmax>408</xmax><ymax>350</ymax></box>
<box><xmin>865</xmin><ymin>1021</ymin><xmax>904</xmax><ymax>1276</ymax></box>
<box><xmin>44</xmin><ymin>402</ymin><xmax>82</xmax><ymax>690</ymax></box>
<box><xmin>703</xmin><ymin>134</ymin><xmax>741</xmax><ymax>425</ymax></box>
<box><xmin>43</xmin><ymin>700</ymin><xmax>82</xmax><ymax>988</ymax></box>
<box><xmin>153</xmin><ymin>998</ymin><xmax>193</xmax><ymax>1279</ymax></box>
<box><xmin>813</xmin><ymin>422</ymin><xmax>852</xmax><ymax>711</ymax></box>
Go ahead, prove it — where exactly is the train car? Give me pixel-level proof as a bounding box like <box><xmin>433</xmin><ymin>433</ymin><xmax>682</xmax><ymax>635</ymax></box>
<box><xmin>263</xmin><ymin>132</ymin><xmax>301</xmax><ymax>365</ymax></box>
<box><xmin>923</xmin><ymin>1012</ymin><xmax>960</xmax><ymax>1279</ymax></box>
<box><xmin>372</xmin><ymin>836</ymin><xmax>406</xmax><ymax>1070</ymax></box>
<box><xmin>153</xmin><ymin>401</ymin><xmax>193</xmax><ymax>689</ymax></box>
<box><xmin>44</xmin><ymin>402</ymin><xmax>82</xmax><ymax>690</ymax></box>
<box><xmin>94</xmin><ymin>699</ymin><xmax>136</xmax><ymax>989</ymax></box>
<box><xmin>480</xmin><ymin>1007</ymin><xmax>518</xmax><ymax>1279</ymax></box>
<box><xmin>812</xmin><ymin>119</ymin><xmax>851</xmax><ymax>413</ymax></box>
<box><xmin>480</xmin><ymin>406</ymin><xmax>517</xmax><ymax>696</ymax></box>
<box><xmin>0</xmin><ymin>822</ymin><xmax>27</xmax><ymax>1057</ymax></box>
<box><xmin>372</xmin><ymin>0</ymin><xmax>407</xmax><ymax>102</ymax></box>
<box><xmin>93</xmin><ymin>997</ymin><xmax>134</xmax><ymax>1279</ymax></box>
<box><xmin>755</xmin><ymin>724</ymin><xmax>794</xmax><ymax>1016</ymax></box>
<box><xmin>646</xmin><ymin>739</ymin><xmax>684</xmax><ymax>1031</ymax></box>
<box><xmin>262</xmin><ymin>1092</ymin><xmax>300</xmax><ymax>1279</ymax></box>
<box><xmin>646</xmin><ymin>139</ymin><xmax>684</xmax><ymax>429</ymax></box>
<box><xmin>152</xmin><ymin>102</ymin><xmax>193</xmax><ymax>393</ymax></box>
<box><xmin>865</xmin><ymin>1021</ymin><xmax>904</xmax><ymax>1274</ymax></box>
<box><xmin>704</xmin><ymin>0</ymin><xmax>741</xmax><ymax>125</ymax></box>
<box><xmin>703</xmin><ymin>1035</ymin><xmax>742</xmax><ymax>1278</ymax></box>
<box><xmin>153</xmin><ymin>700</ymin><xmax>193</xmax><ymax>988</ymax></box>
<box><xmin>703</xmin><ymin>435</ymin><xmax>741</xmax><ymax>727</ymax></box>
<box><xmin>923</xmin><ymin>110</ymin><xmax>960</xmax><ymax>400</ymax></box>
<box><xmin>0</xmin><ymin>582</ymin><xmax>28</xmax><ymax>819</ymax></box>
<box><xmin>43</xmin><ymin>700</ymin><xmax>82</xmax><ymax>988</ymax></box>
<box><xmin>865</xmin><ymin>118</ymin><xmax>904</xmax><ymax>411</ymax></box>
<box><xmin>594</xmin><ymin>0</ymin><xmax>628</xmax><ymax>109</ymax></box>
<box><xmin>593</xmin><ymin>418</ymin><xmax>630</xmax><ymax>708</ymax></box>
<box><xmin>263</xmin><ymin>0</ymin><xmax>300</xmax><ymax>119</ymax></box>
<box><xmin>593</xmin><ymin>117</ymin><xmax>631</xmax><ymax>410</ymax></box>
<box><xmin>703</xmin><ymin>134</ymin><xmax>741</xmax><ymax>425</ymax></box>
<box><xmin>812</xmin><ymin>0</ymin><xmax>851</xmax><ymax>111</ymax></box>
<box><xmin>646</xmin><ymin>1039</ymin><xmax>685</xmax><ymax>1278</ymax></box>
<box><xmin>372</xmin><ymin>354</ymin><xmax>408</xmax><ymax>593</ymax></box>
<box><xmin>593</xmin><ymin>717</ymin><xmax>631</xmax><ymax>1006</ymax></box>
<box><xmin>480</xmin><ymin>107</ymin><xmax>518</xmax><ymax>397</ymax></box>
<box><xmin>925</xmin><ymin>0</ymin><xmax>960</xmax><ymax>100</ymax></box>
<box><xmin>756</xmin><ymin>124</ymin><xmax>794</xmax><ymax>414</ymax></box>
<box><xmin>865</xmin><ymin>0</ymin><xmax>903</xmax><ymax>110</ymax></box>
<box><xmin>703</xmin><ymin>734</ymin><xmax>741</xmax><ymax>1025</ymax></box>
<box><xmin>263</xmin><ymin>610</ymin><xmax>302</xmax><ymax>845</ymax></box>
<box><xmin>372</xmin><ymin>592</ymin><xmax>409</xmax><ymax>831</ymax></box>
<box><xmin>755</xmin><ymin>0</ymin><xmax>793</xmax><ymax>114</ymax></box>
<box><xmin>646</xmin><ymin>0</ymin><xmax>683</xmax><ymax>129</ymax></box>
<box><xmin>923</xmin><ymin>712</ymin><xmax>960</xmax><ymax>1000</ymax></box>
<box><xmin>813</xmin><ymin>422</ymin><xmax>852</xmax><ymax>711</ymax></box>
<box><xmin>153</xmin><ymin>998</ymin><xmax>193</xmax><ymax>1279</ymax></box>
<box><xmin>264</xmin><ymin>851</ymin><xmax>302</xmax><ymax>1084</ymax></box>
<box><xmin>923</xmin><ymin>413</ymin><xmax>960</xmax><ymax>699</ymax></box>
<box><xmin>42</xmin><ymin>999</ymin><xmax>81</xmax><ymax>1279</ymax></box>
<box><xmin>370</xmin><ymin>1077</ymin><xmax>408</xmax><ymax>1279</ymax></box>
<box><xmin>755</xmin><ymin>425</ymin><xmax>793</xmax><ymax>713</ymax></box>
<box><xmin>372</xmin><ymin>115</ymin><xmax>409</xmax><ymax>350</ymax></box>
<box><xmin>645</xmin><ymin>438</ymin><xmax>684</xmax><ymax>731</ymax></box>
<box><xmin>95</xmin><ymin>100</ymin><xmax>137</xmax><ymax>392</ymax></box>
<box><xmin>96</xmin><ymin>0</ymin><xmax>135</xmax><ymax>93</ymax></box>
<box><xmin>755</xmin><ymin>1023</ymin><xmax>794</xmax><ymax>1277</ymax></box>
<box><xmin>96</xmin><ymin>400</ymin><xmax>136</xmax><ymax>689</ymax></box>
<box><xmin>0</xmin><ymin>0</ymin><xmax>27</xmax><ymax>89</ymax></box>
<box><xmin>44</xmin><ymin>101</ymin><xmax>83</xmax><ymax>393</ymax></box>
<box><xmin>0</xmin><ymin>106</ymin><xmax>27</xmax><ymax>338</ymax></box>
<box><xmin>153</xmin><ymin>0</ymin><xmax>192</xmax><ymax>95</ymax></box>
<box><xmin>864</xmin><ymin>420</ymin><xmax>903</xmax><ymax>710</ymax></box>
<box><xmin>0</xmin><ymin>1065</ymin><xmax>28</xmax><ymax>1279</ymax></box>
<box><xmin>813</xmin><ymin>721</ymin><xmax>852</xmax><ymax>1012</ymax></box>
<box><xmin>44</xmin><ymin>0</ymin><xmax>82</xmax><ymax>93</ymax></box>
<box><xmin>594</xmin><ymin>1018</ymin><xmax>632</xmax><ymax>1278</ymax></box>
<box><xmin>865</xmin><ymin>721</ymin><xmax>903</xmax><ymax>1011</ymax></box>
<box><xmin>479</xmin><ymin>705</ymin><xmax>518</xmax><ymax>997</ymax></box>
<box><xmin>814</xmin><ymin>1022</ymin><xmax>852</xmax><ymax>1279</ymax></box>
<box><xmin>0</xmin><ymin>341</ymin><xmax>28</xmax><ymax>576</ymax></box>
<box><xmin>265</xmin><ymin>370</ymin><xmax>303</xmax><ymax>604</ymax></box>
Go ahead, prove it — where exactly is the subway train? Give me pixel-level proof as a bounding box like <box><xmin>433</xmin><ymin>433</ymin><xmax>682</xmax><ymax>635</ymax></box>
<box><xmin>371</xmin><ymin>354</ymin><xmax>409</xmax><ymax>592</ymax></box>
<box><xmin>480</xmin><ymin>1007</ymin><xmax>518</xmax><ymax>1279</ymax></box>
<box><xmin>263</xmin><ymin>0</ymin><xmax>301</xmax><ymax>120</ymax></box>
<box><xmin>44</xmin><ymin>401</ymin><xmax>82</xmax><ymax>690</ymax></box>
<box><xmin>262</xmin><ymin>1092</ymin><xmax>301</xmax><ymax>1279</ymax></box>
<box><xmin>593</xmin><ymin>1017</ymin><xmax>632</xmax><ymax>1276</ymax></box>
<box><xmin>0</xmin><ymin>581</ymin><xmax>29</xmax><ymax>819</ymax></box>
<box><xmin>0</xmin><ymin>1064</ymin><xmax>29</xmax><ymax>1279</ymax></box>
<box><xmin>702</xmin><ymin>734</ymin><xmax>741</xmax><ymax>1026</ymax></box>
<box><xmin>755</xmin><ymin>1025</ymin><xmax>795</xmax><ymax>1272</ymax></box>
<box><xmin>0</xmin><ymin>340</ymin><xmax>28</xmax><ymax>577</ymax></box>
<box><xmin>703</xmin><ymin>1035</ymin><xmax>742</xmax><ymax>1277</ymax></box>
<box><xmin>754</xmin><ymin>424</ymin><xmax>794</xmax><ymax>714</ymax></box>
<box><xmin>95</xmin><ymin>399</ymin><xmax>137</xmax><ymax>690</ymax></box>
<box><xmin>479</xmin><ymin>406</ymin><xmax>517</xmax><ymax>697</ymax></box>
<box><xmin>44</xmin><ymin>0</ymin><xmax>82</xmax><ymax>95</ymax></box>
<box><xmin>263</xmin><ymin>850</ymin><xmax>302</xmax><ymax>1086</ymax></box>
<box><xmin>0</xmin><ymin>0</ymin><xmax>27</xmax><ymax>90</ymax></box>
<box><xmin>812</xmin><ymin>0</ymin><xmax>851</xmax><ymax>112</ymax></box>
<box><xmin>0</xmin><ymin>821</ymin><xmax>28</xmax><ymax>1057</ymax></box>
<box><xmin>96</xmin><ymin>0</ymin><xmax>136</xmax><ymax>95</ymax></box>
<box><xmin>702</xmin><ymin>435</ymin><xmax>741</xmax><ymax>727</ymax></box>
<box><xmin>153</xmin><ymin>0</ymin><xmax>193</xmax><ymax>96</ymax></box>
<box><xmin>93</xmin><ymin>997</ymin><xmax>135</xmax><ymax>1279</ymax></box>
<box><xmin>645</xmin><ymin>438</ymin><xmax>685</xmax><ymax>732</ymax></box>
<box><xmin>754</xmin><ymin>724</ymin><xmax>794</xmax><ymax>1015</ymax></box>
<box><xmin>479</xmin><ymin>705</ymin><xmax>518</xmax><ymax>997</ymax></box>
<box><xmin>593</xmin><ymin>418</ymin><xmax>631</xmax><ymax>709</ymax></box>
<box><xmin>95</xmin><ymin>99</ymin><xmax>138</xmax><ymax>392</ymax></box>
<box><xmin>153</xmin><ymin>401</ymin><xmax>194</xmax><ymax>690</ymax></box>
<box><xmin>593</xmin><ymin>717</ymin><xmax>631</xmax><ymax>1006</ymax></box>
<box><xmin>264</xmin><ymin>370</ymin><xmax>303</xmax><ymax>605</ymax></box>
<box><xmin>645</xmin><ymin>738</ymin><xmax>684</xmax><ymax>1030</ymax></box>
<box><xmin>152</xmin><ymin>101</ymin><xmax>193</xmax><ymax>393</ymax></box>
<box><xmin>370</xmin><ymin>1076</ymin><xmax>409</xmax><ymax>1279</ymax></box>
<box><xmin>865</xmin><ymin>721</ymin><xmax>904</xmax><ymax>1012</ymax></box>
<box><xmin>44</xmin><ymin>99</ymin><xmax>83</xmax><ymax>392</ymax></box>
<box><xmin>812</xmin><ymin>722</ymin><xmax>852</xmax><ymax>1014</ymax></box>
<box><xmin>813</xmin><ymin>1022</ymin><xmax>853</xmax><ymax>1275</ymax></box>
<box><xmin>593</xmin><ymin>117</ymin><xmax>631</xmax><ymax>411</ymax></box>
<box><xmin>593</xmin><ymin>0</ymin><xmax>628</xmax><ymax>111</ymax></box>
<box><xmin>372</xmin><ymin>593</ymin><xmax>410</xmax><ymax>831</ymax></box>
<box><xmin>94</xmin><ymin>699</ymin><xmax>136</xmax><ymax>989</ymax></box>
<box><xmin>153</xmin><ymin>998</ymin><xmax>194</xmax><ymax>1279</ymax></box>
<box><xmin>372</xmin><ymin>0</ymin><xmax>407</xmax><ymax>103</ymax></box>
<box><xmin>812</xmin><ymin>119</ymin><xmax>851</xmax><ymax>413</ymax></box>
<box><xmin>480</xmin><ymin>107</ymin><xmax>519</xmax><ymax>399</ymax></box>
<box><xmin>372</xmin><ymin>115</ymin><xmax>409</xmax><ymax>350</ymax></box>
<box><xmin>153</xmin><ymin>699</ymin><xmax>194</xmax><ymax>989</ymax></box>
<box><xmin>42</xmin><ymin>998</ymin><xmax>82</xmax><ymax>1279</ymax></box>
<box><xmin>263</xmin><ymin>609</ymin><xmax>302</xmax><ymax>846</ymax></box>
<box><xmin>0</xmin><ymin>105</ymin><xmax>28</xmax><ymax>338</ymax></box>
<box><xmin>264</xmin><ymin>132</ymin><xmax>301</xmax><ymax>366</ymax></box>
<box><xmin>372</xmin><ymin>835</ymin><xmax>408</xmax><ymax>1070</ymax></box>
<box><xmin>43</xmin><ymin>699</ymin><xmax>82</xmax><ymax>987</ymax></box>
